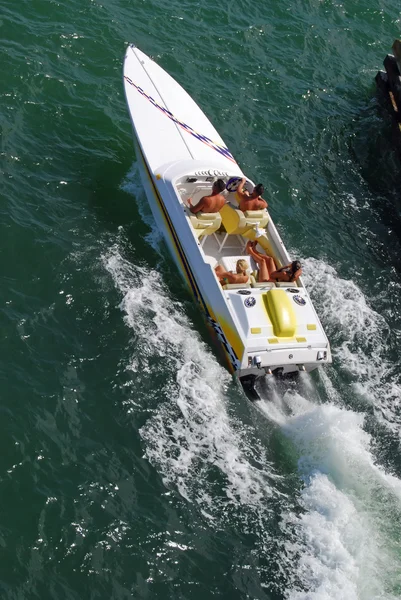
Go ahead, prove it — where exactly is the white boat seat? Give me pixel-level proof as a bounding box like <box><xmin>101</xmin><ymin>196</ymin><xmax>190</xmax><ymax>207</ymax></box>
<box><xmin>189</xmin><ymin>211</ymin><xmax>222</xmax><ymax>239</ymax></box>
<box><xmin>203</xmin><ymin>255</ymin><xmax>218</xmax><ymax>268</ymax></box>
<box><xmin>275</xmin><ymin>281</ymin><xmax>298</xmax><ymax>288</ymax></box>
<box><xmin>219</xmin><ymin>255</ymin><xmax>253</xmax><ymax>273</ymax></box>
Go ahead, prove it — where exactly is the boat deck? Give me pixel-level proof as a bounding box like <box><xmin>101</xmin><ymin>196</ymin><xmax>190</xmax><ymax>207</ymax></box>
<box><xmin>202</xmin><ymin>230</ymin><xmax>247</xmax><ymax>267</ymax></box>
<box><xmin>175</xmin><ymin>176</ymin><xmax>295</xmax><ymax>288</ymax></box>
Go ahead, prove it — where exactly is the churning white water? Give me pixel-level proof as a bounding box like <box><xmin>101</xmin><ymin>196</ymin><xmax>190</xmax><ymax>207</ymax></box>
<box><xmin>256</xmin><ymin>380</ymin><xmax>401</xmax><ymax>599</ymax></box>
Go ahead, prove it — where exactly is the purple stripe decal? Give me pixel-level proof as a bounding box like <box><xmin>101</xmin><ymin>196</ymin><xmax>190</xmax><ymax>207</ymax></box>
<box><xmin>124</xmin><ymin>75</ymin><xmax>236</xmax><ymax>164</ymax></box>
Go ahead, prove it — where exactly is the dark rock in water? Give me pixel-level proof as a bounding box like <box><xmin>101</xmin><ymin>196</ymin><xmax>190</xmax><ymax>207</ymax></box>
<box><xmin>375</xmin><ymin>70</ymin><xmax>389</xmax><ymax>91</ymax></box>
<box><xmin>392</xmin><ymin>39</ymin><xmax>401</xmax><ymax>76</ymax></box>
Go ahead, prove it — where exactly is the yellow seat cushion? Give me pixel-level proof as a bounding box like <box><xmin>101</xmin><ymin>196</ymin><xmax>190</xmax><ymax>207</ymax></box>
<box><xmin>189</xmin><ymin>211</ymin><xmax>221</xmax><ymax>235</ymax></box>
<box><xmin>220</xmin><ymin>204</ymin><xmax>269</xmax><ymax>235</ymax></box>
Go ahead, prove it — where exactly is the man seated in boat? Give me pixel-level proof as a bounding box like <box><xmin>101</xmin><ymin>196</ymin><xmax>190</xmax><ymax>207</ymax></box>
<box><xmin>236</xmin><ymin>177</ymin><xmax>268</xmax><ymax>212</ymax></box>
<box><xmin>246</xmin><ymin>241</ymin><xmax>302</xmax><ymax>282</ymax></box>
<box><xmin>215</xmin><ymin>259</ymin><xmax>249</xmax><ymax>286</ymax></box>
<box><xmin>187</xmin><ymin>179</ymin><xmax>226</xmax><ymax>214</ymax></box>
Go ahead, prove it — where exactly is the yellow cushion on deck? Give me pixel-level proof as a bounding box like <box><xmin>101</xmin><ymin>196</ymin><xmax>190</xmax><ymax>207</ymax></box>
<box><xmin>263</xmin><ymin>289</ymin><xmax>296</xmax><ymax>338</ymax></box>
<box><xmin>189</xmin><ymin>211</ymin><xmax>222</xmax><ymax>237</ymax></box>
<box><xmin>220</xmin><ymin>204</ymin><xmax>269</xmax><ymax>235</ymax></box>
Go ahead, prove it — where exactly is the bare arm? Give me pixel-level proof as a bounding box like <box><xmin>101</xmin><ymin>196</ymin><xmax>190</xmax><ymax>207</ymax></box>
<box><xmin>189</xmin><ymin>195</ymin><xmax>206</xmax><ymax>214</ymax></box>
<box><xmin>236</xmin><ymin>178</ymin><xmax>248</xmax><ymax>203</ymax></box>
<box><xmin>269</xmin><ymin>263</ymin><xmax>291</xmax><ymax>280</ymax></box>
<box><xmin>224</xmin><ymin>271</ymin><xmax>249</xmax><ymax>284</ymax></box>
<box><xmin>290</xmin><ymin>269</ymin><xmax>302</xmax><ymax>282</ymax></box>
<box><xmin>215</xmin><ymin>268</ymin><xmax>248</xmax><ymax>284</ymax></box>
<box><xmin>237</xmin><ymin>178</ymin><xmax>246</xmax><ymax>194</ymax></box>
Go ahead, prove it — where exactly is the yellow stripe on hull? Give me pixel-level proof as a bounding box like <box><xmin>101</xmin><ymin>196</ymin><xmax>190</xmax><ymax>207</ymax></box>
<box><xmin>137</xmin><ymin>150</ymin><xmax>193</xmax><ymax>292</ymax></box>
<box><xmin>135</xmin><ymin>145</ymin><xmax>241</xmax><ymax>370</ymax></box>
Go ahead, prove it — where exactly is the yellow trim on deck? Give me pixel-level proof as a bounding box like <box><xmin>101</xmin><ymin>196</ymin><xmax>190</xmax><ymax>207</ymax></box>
<box><xmin>219</xmin><ymin>316</ymin><xmax>245</xmax><ymax>363</ymax></box>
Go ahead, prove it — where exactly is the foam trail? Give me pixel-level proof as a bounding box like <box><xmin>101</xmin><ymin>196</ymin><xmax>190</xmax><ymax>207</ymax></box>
<box><xmin>255</xmin><ymin>377</ymin><xmax>296</xmax><ymax>425</ymax></box>
<box><xmin>103</xmin><ymin>244</ymin><xmax>277</xmax><ymax>515</ymax></box>
<box><xmin>316</xmin><ymin>369</ymin><xmax>342</xmax><ymax>406</ymax></box>
<box><xmin>266</xmin><ymin>389</ymin><xmax>401</xmax><ymax>600</ymax></box>
<box><xmin>303</xmin><ymin>257</ymin><xmax>401</xmax><ymax>429</ymax></box>
<box><xmin>298</xmin><ymin>370</ymin><xmax>316</xmax><ymax>399</ymax></box>
<box><xmin>120</xmin><ymin>162</ymin><xmax>164</xmax><ymax>252</ymax></box>
<box><xmin>238</xmin><ymin>377</ymin><xmax>401</xmax><ymax>599</ymax></box>
<box><xmin>253</xmin><ymin>259</ymin><xmax>401</xmax><ymax>598</ymax></box>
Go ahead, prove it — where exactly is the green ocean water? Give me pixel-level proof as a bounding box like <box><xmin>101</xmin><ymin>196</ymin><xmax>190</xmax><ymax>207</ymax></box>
<box><xmin>2</xmin><ymin>0</ymin><xmax>401</xmax><ymax>598</ymax></box>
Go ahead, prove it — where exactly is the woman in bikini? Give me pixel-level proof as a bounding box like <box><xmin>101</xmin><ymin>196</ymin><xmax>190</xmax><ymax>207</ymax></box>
<box><xmin>246</xmin><ymin>241</ymin><xmax>302</xmax><ymax>283</ymax></box>
<box><xmin>215</xmin><ymin>259</ymin><xmax>250</xmax><ymax>286</ymax></box>
<box><xmin>270</xmin><ymin>260</ymin><xmax>302</xmax><ymax>283</ymax></box>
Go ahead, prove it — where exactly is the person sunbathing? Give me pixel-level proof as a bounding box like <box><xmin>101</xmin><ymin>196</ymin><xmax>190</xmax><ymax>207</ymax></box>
<box><xmin>270</xmin><ymin>260</ymin><xmax>302</xmax><ymax>283</ymax></box>
<box><xmin>246</xmin><ymin>241</ymin><xmax>302</xmax><ymax>283</ymax></box>
<box><xmin>245</xmin><ymin>241</ymin><xmax>277</xmax><ymax>282</ymax></box>
<box><xmin>215</xmin><ymin>259</ymin><xmax>249</xmax><ymax>286</ymax></box>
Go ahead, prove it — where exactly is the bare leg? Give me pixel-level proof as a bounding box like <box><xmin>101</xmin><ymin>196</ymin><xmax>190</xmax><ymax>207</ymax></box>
<box><xmin>249</xmin><ymin>242</ymin><xmax>277</xmax><ymax>272</ymax></box>
<box><xmin>214</xmin><ymin>265</ymin><xmax>226</xmax><ymax>282</ymax></box>
<box><xmin>246</xmin><ymin>241</ymin><xmax>276</xmax><ymax>282</ymax></box>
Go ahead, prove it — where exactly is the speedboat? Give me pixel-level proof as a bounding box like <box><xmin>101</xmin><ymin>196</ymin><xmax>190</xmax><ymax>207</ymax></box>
<box><xmin>123</xmin><ymin>45</ymin><xmax>332</xmax><ymax>391</ymax></box>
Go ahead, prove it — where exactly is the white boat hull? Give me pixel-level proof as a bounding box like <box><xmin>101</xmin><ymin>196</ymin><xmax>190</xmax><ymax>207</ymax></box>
<box><xmin>123</xmin><ymin>45</ymin><xmax>332</xmax><ymax>382</ymax></box>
